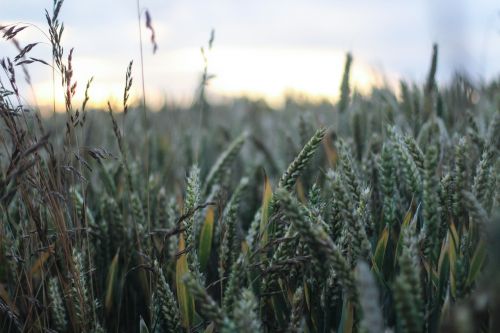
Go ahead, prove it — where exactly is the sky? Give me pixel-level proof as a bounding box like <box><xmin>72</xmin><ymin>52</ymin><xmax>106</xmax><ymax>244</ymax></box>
<box><xmin>1</xmin><ymin>0</ymin><xmax>500</xmax><ymax>110</ymax></box>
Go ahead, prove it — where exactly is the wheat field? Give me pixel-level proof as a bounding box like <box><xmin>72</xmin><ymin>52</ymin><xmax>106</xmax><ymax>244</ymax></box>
<box><xmin>1</xmin><ymin>1</ymin><xmax>499</xmax><ymax>332</ymax></box>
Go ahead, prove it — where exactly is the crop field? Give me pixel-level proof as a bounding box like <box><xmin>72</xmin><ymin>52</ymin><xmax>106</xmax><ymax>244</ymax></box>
<box><xmin>1</xmin><ymin>1</ymin><xmax>500</xmax><ymax>333</ymax></box>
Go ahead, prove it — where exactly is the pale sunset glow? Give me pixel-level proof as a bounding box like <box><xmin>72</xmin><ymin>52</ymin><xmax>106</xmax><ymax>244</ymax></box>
<box><xmin>2</xmin><ymin>0</ymin><xmax>500</xmax><ymax>110</ymax></box>
<box><xmin>31</xmin><ymin>47</ymin><xmax>384</xmax><ymax>111</ymax></box>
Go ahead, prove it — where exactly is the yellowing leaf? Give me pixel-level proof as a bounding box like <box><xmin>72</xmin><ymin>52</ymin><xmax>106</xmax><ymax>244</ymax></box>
<box><xmin>437</xmin><ymin>236</ymin><xmax>450</xmax><ymax>277</ymax></box>
<box><xmin>322</xmin><ymin>137</ymin><xmax>337</xmax><ymax>168</ymax></box>
<box><xmin>105</xmin><ymin>249</ymin><xmax>120</xmax><ymax>313</ymax></box>
<box><xmin>30</xmin><ymin>244</ymin><xmax>54</xmax><ymax>275</ymax></box>
<box><xmin>176</xmin><ymin>234</ymin><xmax>194</xmax><ymax>329</ymax></box>
<box><xmin>339</xmin><ymin>300</ymin><xmax>354</xmax><ymax>333</ymax></box>
<box><xmin>449</xmin><ymin>222</ymin><xmax>459</xmax><ymax>253</ymax></box>
<box><xmin>395</xmin><ymin>205</ymin><xmax>418</xmax><ymax>266</ymax></box>
<box><xmin>199</xmin><ymin>207</ymin><xmax>215</xmax><ymax>270</ymax></box>
<box><xmin>304</xmin><ymin>281</ymin><xmax>311</xmax><ymax>311</ymax></box>
<box><xmin>259</xmin><ymin>173</ymin><xmax>272</xmax><ymax>248</ymax></box>
<box><xmin>296</xmin><ymin>179</ymin><xmax>307</xmax><ymax>203</ymax></box>
<box><xmin>466</xmin><ymin>240</ymin><xmax>486</xmax><ymax>287</ymax></box>
<box><xmin>242</xmin><ymin>239</ymin><xmax>249</xmax><ymax>252</ymax></box>
<box><xmin>446</xmin><ymin>233</ymin><xmax>457</xmax><ymax>297</ymax></box>
<box><xmin>438</xmin><ymin>237</ymin><xmax>448</xmax><ymax>273</ymax></box>
<box><xmin>373</xmin><ymin>226</ymin><xmax>389</xmax><ymax>272</ymax></box>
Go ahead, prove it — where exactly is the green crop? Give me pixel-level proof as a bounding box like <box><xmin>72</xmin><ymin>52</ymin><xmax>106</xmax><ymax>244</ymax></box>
<box><xmin>0</xmin><ymin>2</ymin><xmax>499</xmax><ymax>332</ymax></box>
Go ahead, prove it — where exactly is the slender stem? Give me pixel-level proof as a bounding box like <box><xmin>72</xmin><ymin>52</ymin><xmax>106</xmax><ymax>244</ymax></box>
<box><xmin>52</xmin><ymin>54</ymin><xmax>56</xmax><ymax>116</ymax></box>
<box><xmin>136</xmin><ymin>0</ymin><xmax>150</xmax><ymax>227</ymax></box>
<box><xmin>136</xmin><ymin>0</ymin><xmax>151</xmax><ymax>297</ymax></box>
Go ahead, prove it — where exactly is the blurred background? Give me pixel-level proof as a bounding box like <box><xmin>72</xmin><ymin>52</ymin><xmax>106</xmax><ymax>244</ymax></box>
<box><xmin>1</xmin><ymin>0</ymin><xmax>500</xmax><ymax>110</ymax></box>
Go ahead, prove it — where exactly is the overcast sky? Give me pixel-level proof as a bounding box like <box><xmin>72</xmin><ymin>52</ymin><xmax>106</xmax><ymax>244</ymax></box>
<box><xmin>1</xmin><ymin>0</ymin><xmax>500</xmax><ymax>109</ymax></box>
